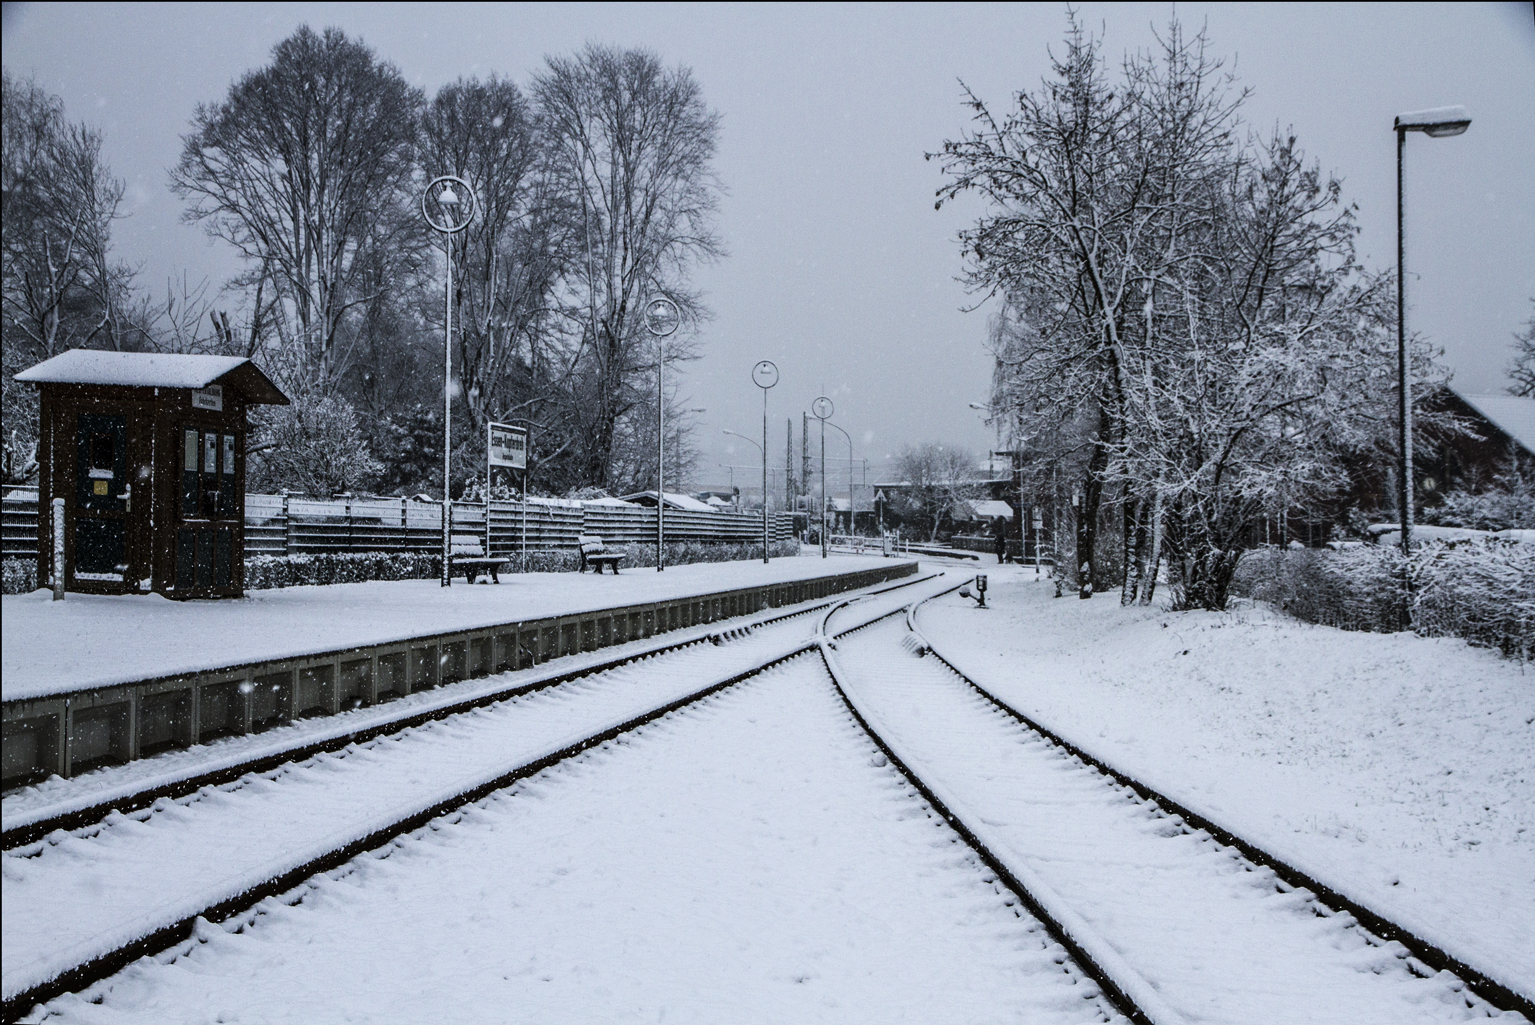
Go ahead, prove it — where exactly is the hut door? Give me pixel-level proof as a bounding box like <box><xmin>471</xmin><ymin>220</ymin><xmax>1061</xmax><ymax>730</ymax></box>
<box><xmin>176</xmin><ymin>426</ymin><xmax>239</xmax><ymax>594</ymax></box>
<box><xmin>74</xmin><ymin>413</ymin><xmax>129</xmax><ymax>583</ymax></box>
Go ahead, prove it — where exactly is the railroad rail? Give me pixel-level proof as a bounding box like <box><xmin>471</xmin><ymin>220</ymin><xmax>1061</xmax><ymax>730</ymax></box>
<box><xmin>0</xmin><ymin>573</ymin><xmax>947</xmax><ymax>1022</ymax></box>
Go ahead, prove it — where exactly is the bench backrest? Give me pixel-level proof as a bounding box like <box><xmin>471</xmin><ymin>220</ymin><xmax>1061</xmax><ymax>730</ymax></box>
<box><xmin>577</xmin><ymin>534</ymin><xmax>605</xmax><ymax>555</ymax></box>
<box><xmin>450</xmin><ymin>534</ymin><xmax>484</xmax><ymax>557</ymax></box>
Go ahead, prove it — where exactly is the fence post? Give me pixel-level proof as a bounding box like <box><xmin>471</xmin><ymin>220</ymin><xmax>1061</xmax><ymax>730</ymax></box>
<box><xmin>345</xmin><ymin>494</ymin><xmax>353</xmax><ymax>553</ymax></box>
<box><xmin>52</xmin><ymin>496</ymin><xmax>65</xmax><ymax>600</ymax></box>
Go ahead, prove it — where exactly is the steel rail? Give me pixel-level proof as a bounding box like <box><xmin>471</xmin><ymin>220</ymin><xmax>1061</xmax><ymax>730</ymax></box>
<box><xmin>907</xmin><ymin>580</ymin><xmax>1535</xmax><ymax>1021</ymax></box>
<box><xmin>3</xmin><ymin>572</ymin><xmax>938</xmax><ymax>852</ymax></box>
<box><xmin>814</xmin><ymin>589</ymin><xmax>1165</xmax><ymax>1025</ymax></box>
<box><xmin>3</xmin><ymin>577</ymin><xmax>944</xmax><ymax>1023</ymax></box>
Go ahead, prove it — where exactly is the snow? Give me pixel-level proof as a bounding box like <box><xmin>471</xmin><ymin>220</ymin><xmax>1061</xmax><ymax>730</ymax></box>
<box><xmin>967</xmin><ymin>499</ymin><xmax>1016</xmax><ymax>519</ymax></box>
<box><xmin>26</xmin><ymin>656</ymin><xmax>1124</xmax><ymax>1024</ymax></box>
<box><xmin>1</xmin><ymin>554</ymin><xmax>910</xmax><ymax>702</ymax></box>
<box><xmin>1455</xmin><ymin>392</ymin><xmax>1535</xmax><ymax>456</ymax></box>
<box><xmin>835</xmin><ymin>616</ymin><xmax>1508</xmax><ymax>1023</ymax></box>
<box><xmin>12</xmin><ymin>351</ymin><xmax>252</xmax><ymax>390</ymax></box>
<box><xmin>618</xmin><ymin>490</ymin><xmax>718</xmax><ymax>511</ymax></box>
<box><xmin>918</xmin><ymin>566</ymin><xmax>1535</xmax><ymax>1002</ymax></box>
<box><xmin>14</xmin><ymin>580</ymin><xmax>1129</xmax><ymax>1018</ymax></box>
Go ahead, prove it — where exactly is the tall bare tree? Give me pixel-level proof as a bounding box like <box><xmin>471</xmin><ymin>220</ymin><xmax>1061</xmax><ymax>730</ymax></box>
<box><xmin>892</xmin><ymin>443</ymin><xmax>982</xmax><ymax>542</ymax></box>
<box><xmin>2</xmin><ymin>71</ymin><xmax>139</xmax><ymax>482</ymax></box>
<box><xmin>533</xmin><ymin>44</ymin><xmax>723</xmax><ymax>490</ymax></box>
<box><xmin>419</xmin><ymin>75</ymin><xmax>576</xmax><ymax>492</ymax></box>
<box><xmin>1510</xmin><ymin>301</ymin><xmax>1535</xmax><ymax>398</ymax></box>
<box><xmin>171</xmin><ymin>26</ymin><xmax>424</xmax><ymax>395</ymax></box>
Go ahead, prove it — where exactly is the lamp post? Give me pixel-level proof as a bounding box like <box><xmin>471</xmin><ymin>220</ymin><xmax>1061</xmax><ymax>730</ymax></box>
<box><xmin>1393</xmin><ymin>106</ymin><xmax>1469</xmax><ymax>559</ymax></box>
<box><xmin>752</xmin><ymin>361</ymin><xmax>779</xmax><ymax>563</ymax></box>
<box><xmin>645</xmin><ymin>296</ymin><xmax>681</xmax><ymax>571</ymax></box>
<box><xmin>824</xmin><ymin>418</ymin><xmax>854</xmax><ymax>540</ymax></box>
<box><xmin>811</xmin><ymin>396</ymin><xmax>834</xmax><ymax>557</ymax></box>
<box><xmin>422</xmin><ymin>176</ymin><xmax>475</xmax><ymax>587</ymax></box>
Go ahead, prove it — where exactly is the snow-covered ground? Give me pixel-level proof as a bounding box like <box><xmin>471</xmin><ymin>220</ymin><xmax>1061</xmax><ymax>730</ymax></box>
<box><xmin>1</xmin><ymin>577</ymin><xmax>955</xmax><ymax>1009</ymax></box>
<box><xmin>27</xmin><ymin>656</ymin><xmax>1123</xmax><ymax>1025</ymax></box>
<box><xmin>1</xmin><ymin>554</ymin><xmax>907</xmax><ymax>701</ymax></box>
<box><xmin>919</xmin><ymin>564</ymin><xmax>1535</xmax><ymax>999</ymax></box>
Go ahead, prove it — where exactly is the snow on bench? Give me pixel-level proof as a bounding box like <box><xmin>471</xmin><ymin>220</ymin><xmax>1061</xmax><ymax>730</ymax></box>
<box><xmin>449</xmin><ymin>534</ymin><xmax>509</xmax><ymax>584</ymax></box>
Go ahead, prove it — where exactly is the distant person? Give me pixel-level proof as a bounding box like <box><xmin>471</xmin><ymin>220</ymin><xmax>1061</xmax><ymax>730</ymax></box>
<box><xmin>992</xmin><ymin>516</ymin><xmax>1007</xmax><ymax>564</ymax></box>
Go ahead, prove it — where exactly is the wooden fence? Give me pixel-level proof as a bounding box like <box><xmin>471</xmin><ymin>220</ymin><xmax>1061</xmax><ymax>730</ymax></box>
<box><xmin>2</xmin><ymin>488</ymin><xmax>793</xmax><ymax>561</ymax></box>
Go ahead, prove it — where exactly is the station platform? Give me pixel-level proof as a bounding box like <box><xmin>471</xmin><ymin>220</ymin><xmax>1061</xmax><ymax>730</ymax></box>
<box><xmin>1</xmin><ymin>555</ymin><xmax>916</xmax><ymax>785</ymax></box>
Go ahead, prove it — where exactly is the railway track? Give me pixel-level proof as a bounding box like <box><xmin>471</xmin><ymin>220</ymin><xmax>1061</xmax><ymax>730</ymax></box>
<box><xmin>0</xmin><ymin>572</ymin><xmax>948</xmax><ymax>1022</ymax></box>
<box><xmin>815</xmin><ymin>586</ymin><xmax>1534</xmax><ymax>1024</ymax></box>
<box><xmin>0</xmin><ymin>571</ymin><xmax>939</xmax><ymax>851</ymax></box>
<box><xmin>9</xmin><ymin>571</ymin><xmax>1528</xmax><ymax>1022</ymax></box>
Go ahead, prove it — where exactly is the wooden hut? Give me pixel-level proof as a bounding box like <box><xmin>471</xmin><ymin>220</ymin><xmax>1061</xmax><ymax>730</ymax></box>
<box><xmin>14</xmin><ymin>351</ymin><xmax>288</xmax><ymax>598</ymax></box>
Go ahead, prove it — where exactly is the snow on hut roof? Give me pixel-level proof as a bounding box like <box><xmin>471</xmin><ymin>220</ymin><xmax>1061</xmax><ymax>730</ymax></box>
<box><xmin>14</xmin><ymin>349</ymin><xmax>289</xmax><ymax>404</ymax></box>
<box><xmin>1454</xmin><ymin>390</ymin><xmax>1535</xmax><ymax>456</ymax></box>
<box><xmin>618</xmin><ymin>490</ymin><xmax>717</xmax><ymax>512</ymax></box>
<box><xmin>580</xmin><ymin>496</ymin><xmax>641</xmax><ymax>508</ymax></box>
<box><xmin>969</xmin><ymin>500</ymin><xmax>1016</xmax><ymax>520</ymax></box>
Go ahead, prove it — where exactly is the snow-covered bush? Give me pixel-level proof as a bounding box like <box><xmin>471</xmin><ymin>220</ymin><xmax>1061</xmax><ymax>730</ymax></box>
<box><xmin>608</xmin><ymin>539</ymin><xmax>800</xmax><ymax>570</ymax></box>
<box><xmin>242</xmin><ymin>540</ymin><xmax>802</xmax><ymax>590</ymax></box>
<box><xmin>2</xmin><ymin>558</ymin><xmax>36</xmax><ymax>595</ymax></box>
<box><xmin>245</xmin><ymin>552</ymin><xmax>443</xmax><ymax>590</ymax></box>
<box><xmin>1234</xmin><ymin>540</ymin><xmax>1535</xmax><ymax>660</ymax></box>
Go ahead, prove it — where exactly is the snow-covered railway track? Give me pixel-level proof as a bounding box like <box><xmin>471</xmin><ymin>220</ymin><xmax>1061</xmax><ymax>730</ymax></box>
<box><xmin>1</xmin><ymin>572</ymin><xmax>938</xmax><ymax>853</ymax></box>
<box><xmin>19</xmin><ymin>637</ymin><xmax>1139</xmax><ymax>1024</ymax></box>
<box><xmin>1</xmin><ymin>574</ymin><xmax>948</xmax><ymax>1023</ymax></box>
<box><xmin>819</xmin><ymin>593</ymin><xmax>1533</xmax><ymax>1024</ymax></box>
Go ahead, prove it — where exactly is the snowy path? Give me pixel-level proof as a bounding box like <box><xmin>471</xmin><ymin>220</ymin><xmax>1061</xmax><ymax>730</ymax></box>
<box><xmin>25</xmin><ymin>654</ymin><xmax>1125</xmax><ymax>1025</ymax></box>
<box><xmin>2</xmin><ymin>575</ymin><xmax>954</xmax><ymax>1008</ymax></box>
<box><xmin>831</xmin><ymin>616</ymin><xmax>1513</xmax><ymax>1024</ymax></box>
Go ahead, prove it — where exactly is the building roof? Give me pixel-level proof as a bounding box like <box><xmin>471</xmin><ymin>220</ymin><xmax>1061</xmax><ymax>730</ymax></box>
<box><xmin>14</xmin><ymin>350</ymin><xmax>289</xmax><ymax>404</ymax></box>
<box><xmin>967</xmin><ymin>500</ymin><xmax>1016</xmax><ymax>519</ymax></box>
<box><xmin>1454</xmin><ymin>390</ymin><xmax>1535</xmax><ymax>456</ymax></box>
<box><xmin>618</xmin><ymin>491</ymin><xmax>717</xmax><ymax>512</ymax></box>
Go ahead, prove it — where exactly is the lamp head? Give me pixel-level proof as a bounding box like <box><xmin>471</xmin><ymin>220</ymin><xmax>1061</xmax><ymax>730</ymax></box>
<box><xmin>437</xmin><ymin>184</ymin><xmax>460</xmax><ymax>206</ymax></box>
<box><xmin>1395</xmin><ymin>105</ymin><xmax>1471</xmax><ymax>137</ymax></box>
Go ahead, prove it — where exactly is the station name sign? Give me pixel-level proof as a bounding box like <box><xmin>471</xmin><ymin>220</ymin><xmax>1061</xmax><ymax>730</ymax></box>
<box><xmin>191</xmin><ymin>385</ymin><xmax>223</xmax><ymax>411</ymax></box>
<box><xmin>487</xmin><ymin>422</ymin><xmax>527</xmax><ymax>470</ymax></box>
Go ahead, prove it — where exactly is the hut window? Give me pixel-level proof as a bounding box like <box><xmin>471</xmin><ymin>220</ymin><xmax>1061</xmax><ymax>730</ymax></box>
<box><xmin>89</xmin><ymin>433</ymin><xmax>114</xmax><ymax>476</ymax></box>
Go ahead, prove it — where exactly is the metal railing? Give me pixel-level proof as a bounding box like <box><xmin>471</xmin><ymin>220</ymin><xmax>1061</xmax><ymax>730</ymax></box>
<box><xmin>2</xmin><ymin>489</ymin><xmax>795</xmax><ymax>560</ymax></box>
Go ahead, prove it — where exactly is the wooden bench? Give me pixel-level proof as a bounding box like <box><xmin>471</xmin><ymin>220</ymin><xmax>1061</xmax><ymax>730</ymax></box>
<box><xmin>578</xmin><ymin>534</ymin><xmax>624</xmax><ymax>574</ymax></box>
<box><xmin>449</xmin><ymin>534</ymin><xmax>510</xmax><ymax>584</ymax></box>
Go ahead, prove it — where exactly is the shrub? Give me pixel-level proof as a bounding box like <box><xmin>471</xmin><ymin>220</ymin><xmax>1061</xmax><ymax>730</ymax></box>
<box><xmin>245</xmin><ymin>552</ymin><xmax>442</xmax><ymax>590</ymax></box>
<box><xmin>607</xmin><ymin>538</ymin><xmax>800</xmax><ymax>570</ymax></box>
<box><xmin>2</xmin><ymin>558</ymin><xmax>36</xmax><ymax>595</ymax></box>
<box><xmin>1233</xmin><ymin>540</ymin><xmax>1535</xmax><ymax>660</ymax></box>
<box><xmin>242</xmin><ymin>539</ymin><xmax>802</xmax><ymax>590</ymax></box>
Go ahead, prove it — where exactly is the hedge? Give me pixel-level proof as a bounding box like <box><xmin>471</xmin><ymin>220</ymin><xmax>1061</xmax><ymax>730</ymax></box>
<box><xmin>2</xmin><ymin>541</ymin><xmax>809</xmax><ymax>596</ymax></box>
<box><xmin>1232</xmin><ymin>539</ymin><xmax>1535</xmax><ymax>660</ymax></box>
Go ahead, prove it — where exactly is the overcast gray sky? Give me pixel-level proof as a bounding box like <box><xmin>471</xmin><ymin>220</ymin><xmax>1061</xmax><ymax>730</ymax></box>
<box><xmin>5</xmin><ymin>2</ymin><xmax>1532</xmax><ymax>488</ymax></box>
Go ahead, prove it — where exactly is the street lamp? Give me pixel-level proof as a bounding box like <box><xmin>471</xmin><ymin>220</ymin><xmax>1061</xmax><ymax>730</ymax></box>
<box><xmin>1394</xmin><ymin>105</ymin><xmax>1470</xmax><ymax>559</ymax></box>
<box><xmin>422</xmin><ymin>176</ymin><xmax>475</xmax><ymax>587</ymax></box>
<box><xmin>823</xmin><ymin>418</ymin><xmax>854</xmax><ymax>542</ymax></box>
<box><xmin>811</xmin><ymin>396</ymin><xmax>834</xmax><ymax>557</ymax></box>
<box><xmin>645</xmin><ymin>296</ymin><xmax>681</xmax><ymax>571</ymax></box>
<box><xmin>724</xmin><ymin>424</ymin><xmax>772</xmax><ymax>563</ymax></box>
<box><xmin>752</xmin><ymin>361</ymin><xmax>779</xmax><ymax>563</ymax></box>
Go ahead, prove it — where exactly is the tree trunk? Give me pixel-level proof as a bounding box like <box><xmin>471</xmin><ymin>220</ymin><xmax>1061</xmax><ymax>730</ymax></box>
<box><xmin>1121</xmin><ymin>493</ymin><xmax>1151</xmax><ymax>605</ymax></box>
<box><xmin>1138</xmin><ymin>488</ymin><xmax>1163</xmax><ymax>605</ymax></box>
<box><xmin>1075</xmin><ymin>438</ymin><xmax>1108</xmax><ymax>598</ymax></box>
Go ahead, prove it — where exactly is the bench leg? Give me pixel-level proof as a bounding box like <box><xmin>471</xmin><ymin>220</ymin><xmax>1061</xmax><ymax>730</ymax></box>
<box><xmin>490</xmin><ymin>568</ymin><xmax>500</xmax><ymax>583</ymax></box>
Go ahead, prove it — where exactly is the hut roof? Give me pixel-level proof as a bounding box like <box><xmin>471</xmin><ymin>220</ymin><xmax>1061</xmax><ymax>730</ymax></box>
<box><xmin>15</xmin><ymin>350</ymin><xmax>288</xmax><ymax>404</ymax></box>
